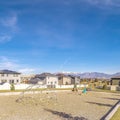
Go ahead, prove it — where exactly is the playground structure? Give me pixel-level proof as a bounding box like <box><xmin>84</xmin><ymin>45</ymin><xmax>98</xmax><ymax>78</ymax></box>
<box><xmin>72</xmin><ymin>84</ymin><xmax>78</xmax><ymax>92</ymax></box>
<box><xmin>72</xmin><ymin>83</ymin><xmax>87</xmax><ymax>94</ymax></box>
<box><xmin>16</xmin><ymin>83</ymin><xmax>87</xmax><ymax>105</ymax></box>
<box><xmin>16</xmin><ymin>84</ymin><xmax>57</xmax><ymax>105</ymax></box>
<box><xmin>82</xmin><ymin>87</ymin><xmax>87</xmax><ymax>94</ymax></box>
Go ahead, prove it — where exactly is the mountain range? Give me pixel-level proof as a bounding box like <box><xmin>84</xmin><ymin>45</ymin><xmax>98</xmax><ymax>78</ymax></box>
<box><xmin>58</xmin><ymin>72</ymin><xmax>120</xmax><ymax>79</ymax></box>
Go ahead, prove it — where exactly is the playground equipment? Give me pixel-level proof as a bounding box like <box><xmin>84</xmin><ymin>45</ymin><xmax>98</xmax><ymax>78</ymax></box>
<box><xmin>82</xmin><ymin>87</ymin><xmax>87</xmax><ymax>94</ymax></box>
<box><xmin>16</xmin><ymin>84</ymin><xmax>57</xmax><ymax>105</ymax></box>
<box><xmin>72</xmin><ymin>83</ymin><xmax>79</xmax><ymax>92</ymax></box>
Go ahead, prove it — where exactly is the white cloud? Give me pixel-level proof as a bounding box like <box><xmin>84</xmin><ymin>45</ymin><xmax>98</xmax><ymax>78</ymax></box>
<box><xmin>0</xmin><ymin>56</ymin><xmax>19</xmax><ymax>69</ymax></box>
<box><xmin>1</xmin><ymin>0</ymin><xmax>120</xmax><ymax>8</ymax></box>
<box><xmin>1</xmin><ymin>13</ymin><xmax>17</xmax><ymax>30</ymax></box>
<box><xmin>0</xmin><ymin>13</ymin><xmax>19</xmax><ymax>44</ymax></box>
<box><xmin>0</xmin><ymin>56</ymin><xmax>39</xmax><ymax>74</ymax></box>
<box><xmin>18</xmin><ymin>68</ymin><xmax>36</xmax><ymax>74</ymax></box>
<box><xmin>2</xmin><ymin>15</ymin><xmax>17</xmax><ymax>27</ymax></box>
<box><xmin>85</xmin><ymin>0</ymin><xmax>120</xmax><ymax>7</ymax></box>
<box><xmin>0</xmin><ymin>0</ymin><xmax>45</xmax><ymax>6</ymax></box>
<box><xmin>0</xmin><ymin>35</ymin><xmax>11</xmax><ymax>43</ymax></box>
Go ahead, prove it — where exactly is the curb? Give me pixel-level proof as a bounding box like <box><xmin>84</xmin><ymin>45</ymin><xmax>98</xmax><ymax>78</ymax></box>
<box><xmin>101</xmin><ymin>100</ymin><xmax>120</xmax><ymax>120</ymax></box>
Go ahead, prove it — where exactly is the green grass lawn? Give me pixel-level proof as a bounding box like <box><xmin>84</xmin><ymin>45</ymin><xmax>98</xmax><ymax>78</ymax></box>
<box><xmin>110</xmin><ymin>107</ymin><xmax>120</xmax><ymax>120</ymax></box>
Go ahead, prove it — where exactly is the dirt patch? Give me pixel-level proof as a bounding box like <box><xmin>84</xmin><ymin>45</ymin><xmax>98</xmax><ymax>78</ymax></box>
<box><xmin>0</xmin><ymin>91</ymin><xmax>119</xmax><ymax>120</ymax></box>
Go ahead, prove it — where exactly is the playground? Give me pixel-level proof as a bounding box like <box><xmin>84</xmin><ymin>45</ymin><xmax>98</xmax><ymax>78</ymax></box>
<box><xmin>0</xmin><ymin>91</ymin><xmax>119</xmax><ymax>120</ymax></box>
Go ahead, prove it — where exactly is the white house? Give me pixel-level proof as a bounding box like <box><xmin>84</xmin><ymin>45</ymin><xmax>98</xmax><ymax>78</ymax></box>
<box><xmin>29</xmin><ymin>73</ymin><xmax>58</xmax><ymax>88</ymax></box>
<box><xmin>0</xmin><ymin>70</ymin><xmax>21</xmax><ymax>84</ymax></box>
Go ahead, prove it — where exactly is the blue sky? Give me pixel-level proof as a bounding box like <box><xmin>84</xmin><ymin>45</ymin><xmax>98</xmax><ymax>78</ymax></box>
<box><xmin>0</xmin><ymin>0</ymin><xmax>120</xmax><ymax>74</ymax></box>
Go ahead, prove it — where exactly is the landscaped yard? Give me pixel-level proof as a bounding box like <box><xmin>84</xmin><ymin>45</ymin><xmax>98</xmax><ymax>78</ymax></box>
<box><xmin>110</xmin><ymin>107</ymin><xmax>120</xmax><ymax>120</ymax></box>
<box><xmin>0</xmin><ymin>91</ymin><xmax>119</xmax><ymax>120</ymax></box>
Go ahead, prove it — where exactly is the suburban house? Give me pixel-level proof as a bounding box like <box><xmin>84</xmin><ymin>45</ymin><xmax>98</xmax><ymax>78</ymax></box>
<box><xmin>21</xmin><ymin>74</ymin><xmax>35</xmax><ymax>84</ymax></box>
<box><xmin>57</xmin><ymin>74</ymin><xmax>71</xmax><ymax>85</ymax></box>
<box><xmin>111</xmin><ymin>76</ymin><xmax>120</xmax><ymax>86</ymax></box>
<box><xmin>69</xmin><ymin>75</ymin><xmax>81</xmax><ymax>85</ymax></box>
<box><xmin>29</xmin><ymin>73</ymin><xmax>58</xmax><ymax>88</ymax></box>
<box><xmin>0</xmin><ymin>70</ymin><xmax>21</xmax><ymax>84</ymax></box>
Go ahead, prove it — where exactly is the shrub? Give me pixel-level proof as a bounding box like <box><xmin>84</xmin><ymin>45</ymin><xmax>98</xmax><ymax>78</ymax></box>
<box><xmin>10</xmin><ymin>84</ymin><xmax>15</xmax><ymax>91</ymax></box>
<box><xmin>102</xmin><ymin>84</ymin><xmax>107</xmax><ymax>90</ymax></box>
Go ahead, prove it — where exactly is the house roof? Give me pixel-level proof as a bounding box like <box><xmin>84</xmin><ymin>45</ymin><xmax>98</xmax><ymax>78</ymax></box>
<box><xmin>30</xmin><ymin>77</ymin><xmax>43</xmax><ymax>81</ymax></box>
<box><xmin>29</xmin><ymin>77</ymin><xmax>44</xmax><ymax>84</ymax></box>
<box><xmin>111</xmin><ymin>76</ymin><xmax>120</xmax><ymax>79</ymax></box>
<box><xmin>0</xmin><ymin>70</ymin><xmax>21</xmax><ymax>74</ymax></box>
<box><xmin>56</xmin><ymin>73</ymin><xmax>70</xmax><ymax>78</ymax></box>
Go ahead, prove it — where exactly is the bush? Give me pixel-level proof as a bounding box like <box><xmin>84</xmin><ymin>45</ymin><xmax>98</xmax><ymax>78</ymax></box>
<box><xmin>102</xmin><ymin>84</ymin><xmax>107</xmax><ymax>90</ymax></box>
<box><xmin>10</xmin><ymin>84</ymin><xmax>15</xmax><ymax>91</ymax></box>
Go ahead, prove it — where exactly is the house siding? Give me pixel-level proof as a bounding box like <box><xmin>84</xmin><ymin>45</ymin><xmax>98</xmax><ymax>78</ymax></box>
<box><xmin>111</xmin><ymin>77</ymin><xmax>120</xmax><ymax>86</ymax></box>
<box><xmin>0</xmin><ymin>74</ymin><xmax>21</xmax><ymax>84</ymax></box>
<box><xmin>58</xmin><ymin>77</ymin><xmax>71</xmax><ymax>85</ymax></box>
<box><xmin>46</xmin><ymin>76</ymin><xmax>58</xmax><ymax>85</ymax></box>
<box><xmin>111</xmin><ymin>79</ymin><xmax>120</xmax><ymax>86</ymax></box>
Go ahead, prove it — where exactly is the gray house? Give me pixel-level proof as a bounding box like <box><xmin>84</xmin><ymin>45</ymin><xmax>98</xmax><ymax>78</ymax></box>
<box><xmin>57</xmin><ymin>74</ymin><xmax>71</xmax><ymax>85</ymax></box>
<box><xmin>0</xmin><ymin>70</ymin><xmax>21</xmax><ymax>84</ymax></box>
<box><xmin>69</xmin><ymin>75</ymin><xmax>81</xmax><ymax>85</ymax></box>
<box><xmin>111</xmin><ymin>76</ymin><xmax>120</xmax><ymax>86</ymax></box>
<box><xmin>29</xmin><ymin>73</ymin><xmax>58</xmax><ymax>88</ymax></box>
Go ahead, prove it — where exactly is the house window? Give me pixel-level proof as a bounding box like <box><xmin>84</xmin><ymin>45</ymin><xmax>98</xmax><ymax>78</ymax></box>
<box><xmin>10</xmin><ymin>80</ymin><xmax>14</xmax><ymax>83</ymax></box>
<box><xmin>9</xmin><ymin>80</ymin><xmax>12</xmax><ymax>84</ymax></box>
<box><xmin>55</xmin><ymin>81</ymin><xmax>57</xmax><ymax>84</ymax></box>
<box><xmin>16</xmin><ymin>80</ymin><xmax>19</xmax><ymax>83</ymax></box>
<box><xmin>14</xmin><ymin>74</ymin><xmax>18</xmax><ymax>77</ymax></box>
<box><xmin>51</xmin><ymin>82</ymin><xmax>53</xmax><ymax>84</ymax></box>
<box><xmin>1</xmin><ymin>74</ymin><xmax>4</xmax><ymax>77</ymax></box>
<box><xmin>12</xmin><ymin>80</ymin><xmax>14</xmax><ymax>83</ymax></box>
<box><xmin>1</xmin><ymin>80</ymin><xmax>7</xmax><ymax>83</ymax></box>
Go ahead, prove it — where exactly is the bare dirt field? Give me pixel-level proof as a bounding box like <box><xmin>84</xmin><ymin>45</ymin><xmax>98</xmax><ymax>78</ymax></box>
<box><xmin>0</xmin><ymin>91</ymin><xmax>120</xmax><ymax>120</ymax></box>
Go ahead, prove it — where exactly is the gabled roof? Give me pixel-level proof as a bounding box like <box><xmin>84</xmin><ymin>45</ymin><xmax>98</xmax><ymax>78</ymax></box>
<box><xmin>56</xmin><ymin>73</ymin><xmax>69</xmax><ymax>77</ymax></box>
<box><xmin>30</xmin><ymin>77</ymin><xmax>44</xmax><ymax>81</ymax></box>
<box><xmin>29</xmin><ymin>77</ymin><xmax>44</xmax><ymax>84</ymax></box>
<box><xmin>0</xmin><ymin>70</ymin><xmax>21</xmax><ymax>74</ymax></box>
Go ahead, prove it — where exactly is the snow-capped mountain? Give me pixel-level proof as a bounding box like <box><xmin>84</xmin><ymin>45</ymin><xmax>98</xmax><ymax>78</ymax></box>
<box><xmin>56</xmin><ymin>72</ymin><xmax>120</xmax><ymax>79</ymax></box>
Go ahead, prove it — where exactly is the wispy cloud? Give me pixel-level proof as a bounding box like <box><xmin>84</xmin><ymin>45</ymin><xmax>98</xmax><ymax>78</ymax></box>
<box><xmin>0</xmin><ymin>0</ymin><xmax>44</xmax><ymax>5</ymax></box>
<box><xmin>18</xmin><ymin>68</ymin><xmax>36</xmax><ymax>74</ymax></box>
<box><xmin>0</xmin><ymin>56</ymin><xmax>19</xmax><ymax>69</ymax></box>
<box><xmin>1</xmin><ymin>13</ymin><xmax>18</xmax><ymax>32</ymax></box>
<box><xmin>1</xmin><ymin>0</ymin><xmax>120</xmax><ymax>8</ymax></box>
<box><xmin>0</xmin><ymin>12</ymin><xmax>19</xmax><ymax>44</ymax></box>
<box><xmin>53</xmin><ymin>0</ymin><xmax>120</xmax><ymax>8</ymax></box>
<box><xmin>0</xmin><ymin>56</ymin><xmax>39</xmax><ymax>74</ymax></box>
<box><xmin>59</xmin><ymin>57</ymin><xmax>71</xmax><ymax>71</ymax></box>
<box><xmin>36</xmin><ymin>24</ymin><xmax>74</xmax><ymax>49</ymax></box>
<box><xmin>0</xmin><ymin>35</ymin><xmax>11</xmax><ymax>43</ymax></box>
<box><xmin>85</xmin><ymin>0</ymin><xmax>120</xmax><ymax>7</ymax></box>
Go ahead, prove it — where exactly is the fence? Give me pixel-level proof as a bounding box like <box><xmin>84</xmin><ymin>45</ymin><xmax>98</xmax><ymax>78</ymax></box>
<box><xmin>0</xmin><ymin>83</ymin><xmax>88</xmax><ymax>90</ymax></box>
